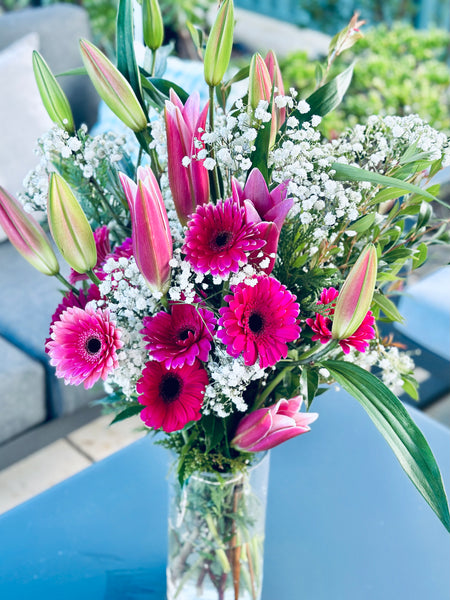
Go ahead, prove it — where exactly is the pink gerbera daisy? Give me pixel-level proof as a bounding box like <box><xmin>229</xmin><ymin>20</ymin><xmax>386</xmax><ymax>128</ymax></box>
<box><xmin>46</xmin><ymin>305</ymin><xmax>122</xmax><ymax>389</ymax></box>
<box><xmin>305</xmin><ymin>287</ymin><xmax>375</xmax><ymax>354</ymax></box>
<box><xmin>45</xmin><ymin>285</ymin><xmax>101</xmax><ymax>350</ymax></box>
<box><xmin>183</xmin><ymin>198</ymin><xmax>265</xmax><ymax>277</ymax></box>
<box><xmin>218</xmin><ymin>275</ymin><xmax>301</xmax><ymax>368</ymax></box>
<box><xmin>137</xmin><ymin>360</ymin><xmax>208</xmax><ymax>433</ymax></box>
<box><xmin>141</xmin><ymin>302</ymin><xmax>216</xmax><ymax>368</ymax></box>
<box><xmin>70</xmin><ymin>225</ymin><xmax>111</xmax><ymax>284</ymax></box>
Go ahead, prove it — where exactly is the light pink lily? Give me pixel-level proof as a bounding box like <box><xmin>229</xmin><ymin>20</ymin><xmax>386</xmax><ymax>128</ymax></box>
<box><xmin>119</xmin><ymin>166</ymin><xmax>172</xmax><ymax>294</ymax></box>
<box><xmin>164</xmin><ymin>90</ymin><xmax>210</xmax><ymax>226</ymax></box>
<box><xmin>332</xmin><ymin>243</ymin><xmax>378</xmax><ymax>340</ymax></box>
<box><xmin>0</xmin><ymin>185</ymin><xmax>59</xmax><ymax>276</ymax></box>
<box><xmin>232</xmin><ymin>168</ymin><xmax>293</xmax><ymax>273</ymax></box>
<box><xmin>232</xmin><ymin>396</ymin><xmax>318</xmax><ymax>452</ymax></box>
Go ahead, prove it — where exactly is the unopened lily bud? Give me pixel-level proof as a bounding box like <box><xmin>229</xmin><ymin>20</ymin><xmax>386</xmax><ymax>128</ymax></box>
<box><xmin>33</xmin><ymin>51</ymin><xmax>75</xmax><ymax>133</ymax></box>
<box><xmin>264</xmin><ymin>49</ymin><xmax>286</xmax><ymax>128</ymax></box>
<box><xmin>48</xmin><ymin>173</ymin><xmax>97</xmax><ymax>274</ymax></box>
<box><xmin>332</xmin><ymin>243</ymin><xmax>377</xmax><ymax>340</ymax></box>
<box><xmin>0</xmin><ymin>186</ymin><xmax>59</xmax><ymax>276</ymax></box>
<box><xmin>248</xmin><ymin>53</ymin><xmax>272</xmax><ymax>110</ymax></box>
<box><xmin>79</xmin><ymin>39</ymin><xmax>147</xmax><ymax>132</ymax></box>
<box><xmin>142</xmin><ymin>0</ymin><xmax>164</xmax><ymax>51</ymax></box>
<box><xmin>204</xmin><ymin>0</ymin><xmax>234</xmax><ymax>87</ymax></box>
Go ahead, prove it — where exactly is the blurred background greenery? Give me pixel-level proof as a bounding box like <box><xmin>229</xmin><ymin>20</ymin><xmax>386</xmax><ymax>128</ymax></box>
<box><xmin>1</xmin><ymin>0</ymin><xmax>449</xmax><ymax>137</ymax></box>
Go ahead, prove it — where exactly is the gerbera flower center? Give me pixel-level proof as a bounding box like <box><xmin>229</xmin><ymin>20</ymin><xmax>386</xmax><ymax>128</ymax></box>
<box><xmin>248</xmin><ymin>312</ymin><xmax>264</xmax><ymax>334</ymax></box>
<box><xmin>159</xmin><ymin>373</ymin><xmax>183</xmax><ymax>404</ymax></box>
<box><xmin>86</xmin><ymin>336</ymin><xmax>102</xmax><ymax>355</ymax></box>
<box><xmin>178</xmin><ymin>328</ymin><xmax>195</xmax><ymax>341</ymax></box>
<box><xmin>214</xmin><ymin>231</ymin><xmax>232</xmax><ymax>249</ymax></box>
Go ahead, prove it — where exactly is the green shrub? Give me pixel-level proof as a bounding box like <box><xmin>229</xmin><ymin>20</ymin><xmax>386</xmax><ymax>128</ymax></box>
<box><xmin>281</xmin><ymin>23</ymin><xmax>450</xmax><ymax>136</ymax></box>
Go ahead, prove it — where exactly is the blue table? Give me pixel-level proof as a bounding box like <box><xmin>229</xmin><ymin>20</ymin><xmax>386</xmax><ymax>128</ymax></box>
<box><xmin>0</xmin><ymin>388</ymin><xmax>449</xmax><ymax>600</ymax></box>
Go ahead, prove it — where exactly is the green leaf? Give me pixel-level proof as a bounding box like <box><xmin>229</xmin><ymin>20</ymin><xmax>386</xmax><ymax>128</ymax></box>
<box><xmin>117</xmin><ymin>0</ymin><xmax>145</xmax><ymax>107</ymax></box>
<box><xmin>301</xmin><ymin>367</ymin><xmax>319</xmax><ymax>410</ymax></box>
<box><xmin>369</xmin><ymin>187</ymin><xmax>405</xmax><ymax>206</ymax></box>
<box><xmin>402</xmin><ymin>377</ymin><xmax>419</xmax><ymax>401</ymax></box>
<box><xmin>223</xmin><ymin>65</ymin><xmax>250</xmax><ymax>88</ymax></box>
<box><xmin>280</xmin><ymin>63</ymin><xmax>354</xmax><ymax>132</ymax></box>
<box><xmin>110</xmin><ymin>403</ymin><xmax>142</xmax><ymax>424</ymax></box>
<box><xmin>56</xmin><ymin>66</ymin><xmax>87</xmax><ymax>78</ymax></box>
<box><xmin>331</xmin><ymin>163</ymin><xmax>441</xmax><ymax>204</ymax></box>
<box><xmin>322</xmin><ymin>360</ymin><xmax>450</xmax><ymax>532</ymax></box>
<box><xmin>202</xmin><ymin>414</ymin><xmax>225</xmax><ymax>452</ymax></box>
<box><xmin>416</xmin><ymin>201</ymin><xmax>432</xmax><ymax>231</ymax></box>
<box><xmin>372</xmin><ymin>291</ymin><xmax>404</xmax><ymax>323</ymax></box>
<box><xmin>249</xmin><ymin>119</ymin><xmax>271</xmax><ymax>182</ymax></box>
<box><xmin>349</xmin><ymin>213</ymin><xmax>375</xmax><ymax>232</ymax></box>
<box><xmin>412</xmin><ymin>242</ymin><xmax>428</xmax><ymax>270</ymax></box>
<box><xmin>306</xmin><ymin>63</ymin><xmax>354</xmax><ymax>119</ymax></box>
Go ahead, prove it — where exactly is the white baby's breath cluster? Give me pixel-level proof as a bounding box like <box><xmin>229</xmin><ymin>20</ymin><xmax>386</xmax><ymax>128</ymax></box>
<box><xmin>203</xmin><ymin>347</ymin><xmax>267</xmax><ymax>417</ymax></box>
<box><xmin>344</xmin><ymin>343</ymin><xmax>416</xmax><ymax>397</ymax></box>
<box><xmin>20</xmin><ymin>125</ymin><xmax>131</xmax><ymax>213</ymax></box>
<box><xmin>93</xmin><ymin>256</ymin><xmax>158</xmax><ymax>398</ymax></box>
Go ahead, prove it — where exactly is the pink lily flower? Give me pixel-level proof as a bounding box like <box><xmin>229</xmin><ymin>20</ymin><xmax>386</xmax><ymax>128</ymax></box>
<box><xmin>164</xmin><ymin>90</ymin><xmax>210</xmax><ymax>226</ymax></box>
<box><xmin>232</xmin><ymin>168</ymin><xmax>293</xmax><ymax>273</ymax></box>
<box><xmin>0</xmin><ymin>185</ymin><xmax>59</xmax><ymax>276</ymax></box>
<box><xmin>232</xmin><ymin>396</ymin><xmax>318</xmax><ymax>452</ymax></box>
<box><xmin>119</xmin><ymin>166</ymin><xmax>172</xmax><ymax>294</ymax></box>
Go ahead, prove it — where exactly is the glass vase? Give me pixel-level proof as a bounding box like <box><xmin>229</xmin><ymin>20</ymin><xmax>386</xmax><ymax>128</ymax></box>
<box><xmin>167</xmin><ymin>452</ymin><xmax>270</xmax><ymax>600</ymax></box>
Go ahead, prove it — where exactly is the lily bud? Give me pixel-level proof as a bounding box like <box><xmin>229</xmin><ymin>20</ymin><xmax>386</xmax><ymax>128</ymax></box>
<box><xmin>0</xmin><ymin>186</ymin><xmax>59</xmax><ymax>276</ymax></box>
<box><xmin>204</xmin><ymin>0</ymin><xmax>234</xmax><ymax>87</ymax></box>
<box><xmin>32</xmin><ymin>51</ymin><xmax>75</xmax><ymax>134</ymax></box>
<box><xmin>332</xmin><ymin>243</ymin><xmax>377</xmax><ymax>340</ymax></box>
<box><xmin>119</xmin><ymin>166</ymin><xmax>173</xmax><ymax>294</ymax></box>
<box><xmin>232</xmin><ymin>396</ymin><xmax>318</xmax><ymax>452</ymax></box>
<box><xmin>248</xmin><ymin>53</ymin><xmax>282</xmax><ymax>147</ymax></box>
<box><xmin>48</xmin><ymin>173</ymin><xmax>97</xmax><ymax>274</ymax></box>
<box><xmin>164</xmin><ymin>90</ymin><xmax>210</xmax><ymax>226</ymax></box>
<box><xmin>79</xmin><ymin>39</ymin><xmax>147</xmax><ymax>132</ymax></box>
<box><xmin>264</xmin><ymin>50</ymin><xmax>286</xmax><ymax>129</ymax></box>
<box><xmin>142</xmin><ymin>0</ymin><xmax>164</xmax><ymax>51</ymax></box>
<box><xmin>248</xmin><ymin>53</ymin><xmax>272</xmax><ymax>111</ymax></box>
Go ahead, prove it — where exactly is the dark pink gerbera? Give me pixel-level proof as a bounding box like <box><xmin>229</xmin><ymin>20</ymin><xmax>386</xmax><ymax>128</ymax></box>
<box><xmin>45</xmin><ymin>285</ymin><xmax>101</xmax><ymax>350</ymax></box>
<box><xmin>141</xmin><ymin>303</ymin><xmax>216</xmax><ymax>368</ymax></box>
<box><xmin>111</xmin><ymin>236</ymin><xmax>133</xmax><ymax>260</ymax></box>
<box><xmin>70</xmin><ymin>225</ymin><xmax>111</xmax><ymax>284</ymax></box>
<box><xmin>218</xmin><ymin>275</ymin><xmax>301</xmax><ymax>368</ymax></box>
<box><xmin>183</xmin><ymin>198</ymin><xmax>265</xmax><ymax>277</ymax></box>
<box><xmin>305</xmin><ymin>287</ymin><xmax>375</xmax><ymax>354</ymax></box>
<box><xmin>46</xmin><ymin>305</ymin><xmax>122</xmax><ymax>389</ymax></box>
<box><xmin>137</xmin><ymin>360</ymin><xmax>208</xmax><ymax>433</ymax></box>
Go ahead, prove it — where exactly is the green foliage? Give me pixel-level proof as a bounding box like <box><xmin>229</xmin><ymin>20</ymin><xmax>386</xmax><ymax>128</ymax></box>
<box><xmin>322</xmin><ymin>360</ymin><xmax>450</xmax><ymax>532</ymax></box>
<box><xmin>281</xmin><ymin>23</ymin><xmax>450</xmax><ymax>136</ymax></box>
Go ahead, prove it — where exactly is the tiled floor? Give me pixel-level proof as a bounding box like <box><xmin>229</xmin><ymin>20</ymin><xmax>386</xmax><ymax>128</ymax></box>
<box><xmin>0</xmin><ymin>394</ymin><xmax>449</xmax><ymax>517</ymax></box>
<box><xmin>0</xmin><ymin>413</ymin><xmax>146</xmax><ymax>515</ymax></box>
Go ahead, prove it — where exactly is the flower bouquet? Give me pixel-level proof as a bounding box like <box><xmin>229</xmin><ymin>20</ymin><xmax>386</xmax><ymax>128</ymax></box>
<box><xmin>1</xmin><ymin>1</ymin><xmax>449</xmax><ymax>598</ymax></box>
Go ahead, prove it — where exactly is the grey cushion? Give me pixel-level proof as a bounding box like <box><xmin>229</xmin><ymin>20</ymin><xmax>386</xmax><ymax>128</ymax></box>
<box><xmin>0</xmin><ymin>4</ymin><xmax>100</xmax><ymax>130</ymax></box>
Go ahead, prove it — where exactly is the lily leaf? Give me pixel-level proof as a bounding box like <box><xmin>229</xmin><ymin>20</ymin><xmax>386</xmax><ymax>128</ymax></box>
<box><xmin>117</xmin><ymin>0</ymin><xmax>145</xmax><ymax>107</ymax></box>
<box><xmin>331</xmin><ymin>163</ymin><xmax>443</xmax><ymax>205</ymax></box>
<box><xmin>322</xmin><ymin>360</ymin><xmax>450</xmax><ymax>532</ymax></box>
<box><xmin>372</xmin><ymin>291</ymin><xmax>404</xmax><ymax>323</ymax></box>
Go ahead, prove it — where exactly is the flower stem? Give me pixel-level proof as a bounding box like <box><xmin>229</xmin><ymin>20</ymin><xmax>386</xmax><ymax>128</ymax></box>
<box><xmin>54</xmin><ymin>272</ymin><xmax>79</xmax><ymax>294</ymax></box>
<box><xmin>254</xmin><ymin>365</ymin><xmax>295</xmax><ymax>409</ymax></box>
<box><xmin>208</xmin><ymin>85</ymin><xmax>221</xmax><ymax>202</ymax></box>
<box><xmin>86</xmin><ymin>269</ymin><xmax>101</xmax><ymax>286</ymax></box>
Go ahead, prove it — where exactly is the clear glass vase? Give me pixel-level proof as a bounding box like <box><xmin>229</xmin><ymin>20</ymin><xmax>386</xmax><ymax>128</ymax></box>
<box><xmin>167</xmin><ymin>452</ymin><xmax>270</xmax><ymax>600</ymax></box>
